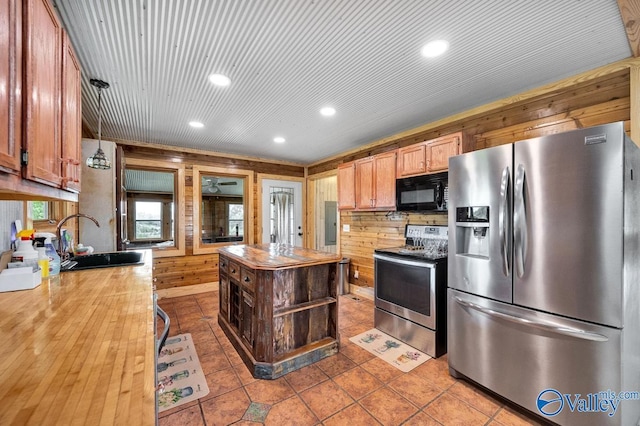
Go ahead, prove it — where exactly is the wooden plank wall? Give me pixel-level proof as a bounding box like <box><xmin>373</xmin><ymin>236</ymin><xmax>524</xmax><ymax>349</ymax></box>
<box><xmin>311</xmin><ymin>175</ymin><xmax>338</xmax><ymax>254</ymax></box>
<box><xmin>315</xmin><ymin>68</ymin><xmax>631</xmax><ymax>289</ymax></box>
<box><xmin>120</xmin><ymin>145</ymin><xmax>305</xmax><ymax>289</ymax></box>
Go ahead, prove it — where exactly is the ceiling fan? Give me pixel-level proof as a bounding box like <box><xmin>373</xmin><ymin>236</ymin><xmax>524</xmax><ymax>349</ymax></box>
<box><xmin>201</xmin><ymin>177</ymin><xmax>237</xmax><ymax>194</ymax></box>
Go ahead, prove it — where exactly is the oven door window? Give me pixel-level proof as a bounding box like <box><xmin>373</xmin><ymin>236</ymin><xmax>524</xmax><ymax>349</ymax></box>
<box><xmin>376</xmin><ymin>257</ymin><xmax>432</xmax><ymax>316</ymax></box>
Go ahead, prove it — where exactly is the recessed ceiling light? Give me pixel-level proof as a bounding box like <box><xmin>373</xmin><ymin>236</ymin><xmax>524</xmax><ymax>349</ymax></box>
<box><xmin>320</xmin><ymin>107</ymin><xmax>336</xmax><ymax>117</ymax></box>
<box><xmin>189</xmin><ymin>121</ymin><xmax>204</xmax><ymax>128</ymax></box>
<box><xmin>421</xmin><ymin>40</ymin><xmax>449</xmax><ymax>58</ymax></box>
<box><xmin>273</xmin><ymin>136</ymin><xmax>286</xmax><ymax>143</ymax></box>
<box><xmin>208</xmin><ymin>73</ymin><xmax>231</xmax><ymax>87</ymax></box>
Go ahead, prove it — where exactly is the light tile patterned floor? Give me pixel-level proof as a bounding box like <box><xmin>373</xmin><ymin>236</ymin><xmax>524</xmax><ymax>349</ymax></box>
<box><xmin>158</xmin><ymin>292</ymin><xmax>544</xmax><ymax>425</ymax></box>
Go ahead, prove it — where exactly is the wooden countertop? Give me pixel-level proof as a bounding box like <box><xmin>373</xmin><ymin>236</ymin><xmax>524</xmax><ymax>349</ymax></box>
<box><xmin>0</xmin><ymin>251</ymin><xmax>155</xmax><ymax>425</ymax></box>
<box><xmin>219</xmin><ymin>244</ymin><xmax>341</xmax><ymax>270</ymax></box>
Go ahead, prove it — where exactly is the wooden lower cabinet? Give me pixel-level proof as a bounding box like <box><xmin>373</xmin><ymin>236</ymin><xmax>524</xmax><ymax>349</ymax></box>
<box><xmin>218</xmin><ymin>245</ymin><xmax>340</xmax><ymax>379</ymax></box>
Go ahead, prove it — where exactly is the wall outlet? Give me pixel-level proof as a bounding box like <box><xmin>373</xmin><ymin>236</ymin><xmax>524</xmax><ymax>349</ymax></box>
<box><xmin>342</xmin><ymin>224</ymin><xmax>350</xmax><ymax>232</ymax></box>
<box><xmin>354</xmin><ymin>270</ymin><xmax>359</xmax><ymax>279</ymax></box>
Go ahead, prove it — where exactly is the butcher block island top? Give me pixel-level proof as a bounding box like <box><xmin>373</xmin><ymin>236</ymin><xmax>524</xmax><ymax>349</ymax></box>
<box><xmin>0</xmin><ymin>251</ymin><xmax>155</xmax><ymax>425</ymax></box>
<box><xmin>218</xmin><ymin>244</ymin><xmax>341</xmax><ymax>379</ymax></box>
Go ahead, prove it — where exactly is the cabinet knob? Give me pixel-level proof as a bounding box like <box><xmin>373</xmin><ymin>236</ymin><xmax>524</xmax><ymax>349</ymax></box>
<box><xmin>231</xmin><ymin>269</ymin><xmax>236</xmax><ymax>274</ymax></box>
<box><xmin>244</xmin><ymin>276</ymin><xmax>250</xmax><ymax>282</ymax></box>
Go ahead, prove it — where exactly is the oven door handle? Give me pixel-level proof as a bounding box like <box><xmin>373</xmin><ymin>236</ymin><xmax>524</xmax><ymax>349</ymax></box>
<box><xmin>374</xmin><ymin>253</ymin><xmax>436</xmax><ymax>268</ymax></box>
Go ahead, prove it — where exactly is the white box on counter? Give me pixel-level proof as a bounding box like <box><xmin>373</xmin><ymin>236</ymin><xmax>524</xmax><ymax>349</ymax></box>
<box><xmin>0</xmin><ymin>266</ymin><xmax>42</xmax><ymax>292</ymax></box>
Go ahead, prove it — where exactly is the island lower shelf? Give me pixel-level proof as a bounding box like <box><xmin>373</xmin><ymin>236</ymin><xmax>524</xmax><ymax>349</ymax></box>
<box><xmin>217</xmin><ymin>244</ymin><xmax>341</xmax><ymax>379</ymax></box>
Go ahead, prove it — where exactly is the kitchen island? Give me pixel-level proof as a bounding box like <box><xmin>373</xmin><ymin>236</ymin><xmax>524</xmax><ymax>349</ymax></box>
<box><xmin>0</xmin><ymin>251</ymin><xmax>155</xmax><ymax>425</ymax></box>
<box><xmin>218</xmin><ymin>244</ymin><xmax>341</xmax><ymax>379</ymax></box>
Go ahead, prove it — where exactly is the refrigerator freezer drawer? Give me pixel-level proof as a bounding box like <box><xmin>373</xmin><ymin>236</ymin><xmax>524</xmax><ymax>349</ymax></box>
<box><xmin>448</xmin><ymin>290</ymin><xmax>638</xmax><ymax>426</ymax></box>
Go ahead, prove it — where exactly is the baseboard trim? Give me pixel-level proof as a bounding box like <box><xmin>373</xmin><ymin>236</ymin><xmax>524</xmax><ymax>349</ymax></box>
<box><xmin>156</xmin><ymin>282</ymin><xmax>218</xmax><ymax>299</ymax></box>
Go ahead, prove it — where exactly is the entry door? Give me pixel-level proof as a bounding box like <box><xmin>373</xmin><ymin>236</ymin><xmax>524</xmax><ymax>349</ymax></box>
<box><xmin>261</xmin><ymin>179</ymin><xmax>303</xmax><ymax>246</ymax></box>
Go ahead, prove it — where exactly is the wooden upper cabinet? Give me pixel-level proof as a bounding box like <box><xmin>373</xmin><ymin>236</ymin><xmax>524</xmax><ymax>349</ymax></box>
<box><xmin>426</xmin><ymin>132</ymin><xmax>460</xmax><ymax>172</ymax></box>
<box><xmin>372</xmin><ymin>151</ymin><xmax>396</xmax><ymax>209</ymax></box>
<box><xmin>0</xmin><ymin>0</ymin><xmax>21</xmax><ymax>174</ymax></box>
<box><xmin>397</xmin><ymin>143</ymin><xmax>427</xmax><ymax>178</ymax></box>
<box><xmin>396</xmin><ymin>132</ymin><xmax>462</xmax><ymax>177</ymax></box>
<box><xmin>23</xmin><ymin>0</ymin><xmax>63</xmax><ymax>187</ymax></box>
<box><xmin>61</xmin><ymin>31</ymin><xmax>82</xmax><ymax>192</ymax></box>
<box><xmin>354</xmin><ymin>151</ymin><xmax>396</xmax><ymax>210</ymax></box>
<box><xmin>337</xmin><ymin>162</ymin><xmax>356</xmax><ymax>210</ymax></box>
<box><xmin>355</xmin><ymin>157</ymin><xmax>374</xmax><ymax>209</ymax></box>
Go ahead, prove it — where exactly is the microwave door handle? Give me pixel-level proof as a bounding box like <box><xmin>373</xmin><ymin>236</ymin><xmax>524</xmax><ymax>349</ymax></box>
<box><xmin>499</xmin><ymin>166</ymin><xmax>510</xmax><ymax>277</ymax></box>
<box><xmin>435</xmin><ymin>181</ymin><xmax>443</xmax><ymax>207</ymax></box>
<box><xmin>514</xmin><ymin>164</ymin><xmax>527</xmax><ymax>278</ymax></box>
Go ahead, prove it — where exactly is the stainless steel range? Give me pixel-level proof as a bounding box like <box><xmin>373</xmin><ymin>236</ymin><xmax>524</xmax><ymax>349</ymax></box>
<box><xmin>373</xmin><ymin>224</ymin><xmax>448</xmax><ymax>358</ymax></box>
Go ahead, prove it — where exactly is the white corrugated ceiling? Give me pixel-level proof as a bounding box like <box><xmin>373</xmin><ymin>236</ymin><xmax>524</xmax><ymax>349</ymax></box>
<box><xmin>53</xmin><ymin>0</ymin><xmax>632</xmax><ymax>164</ymax></box>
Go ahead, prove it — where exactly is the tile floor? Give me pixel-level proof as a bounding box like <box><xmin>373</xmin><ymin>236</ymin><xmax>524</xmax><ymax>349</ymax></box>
<box><xmin>157</xmin><ymin>291</ymin><xmax>544</xmax><ymax>426</ymax></box>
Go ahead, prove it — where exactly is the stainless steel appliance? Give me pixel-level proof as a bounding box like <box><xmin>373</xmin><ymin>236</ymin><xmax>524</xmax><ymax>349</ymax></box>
<box><xmin>447</xmin><ymin>122</ymin><xmax>640</xmax><ymax>426</ymax></box>
<box><xmin>374</xmin><ymin>224</ymin><xmax>448</xmax><ymax>358</ymax></box>
<box><xmin>396</xmin><ymin>172</ymin><xmax>448</xmax><ymax>212</ymax></box>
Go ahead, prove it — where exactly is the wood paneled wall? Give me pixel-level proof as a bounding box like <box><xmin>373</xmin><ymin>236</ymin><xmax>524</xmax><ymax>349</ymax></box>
<box><xmin>120</xmin><ymin>144</ymin><xmax>305</xmax><ymax>289</ymax></box>
<box><xmin>313</xmin><ymin>65</ymin><xmax>632</xmax><ymax>289</ymax></box>
<box><xmin>310</xmin><ymin>175</ymin><xmax>338</xmax><ymax>254</ymax></box>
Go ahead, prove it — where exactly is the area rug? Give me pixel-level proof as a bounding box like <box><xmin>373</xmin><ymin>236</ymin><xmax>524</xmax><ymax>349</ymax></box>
<box><xmin>157</xmin><ymin>333</ymin><xmax>210</xmax><ymax>412</ymax></box>
<box><xmin>349</xmin><ymin>329</ymin><xmax>430</xmax><ymax>372</ymax></box>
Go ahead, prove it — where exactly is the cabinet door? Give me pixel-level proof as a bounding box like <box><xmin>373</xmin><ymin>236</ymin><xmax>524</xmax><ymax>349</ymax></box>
<box><xmin>397</xmin><ymin>143</ymin><xmax>426</xmax><ymax>178</ymax></box>
<box><xmin>355</xmin><ymin>157</ymin><xmax>374</xmax><ymax>209</ymax></box>
<box><xmin>241</xmin><ymin>290</ymin><xmax>254</xmax><ymax>350</ymax></box>
<box><xmin>60</xmin><ymin>31</ymin><xmax>81</xmax><ymax>192</ymax></box>
<box><xmin>427</xmin><ymin>134</ymin><xmax>460</xmax><ymax>172</ymax></box>
<box><xmin>0</xmin><ymin>0</ymin><xmax>21</xmax><ymax>174</ymax></box>
<box><xmin>219</xmin><ymin>273</ymin><xmax>229</xmax><ymax>319</ymax></box>
<box><xmin>229</xmin><ymin>280</ymin><xmax>241</xmax><ymax>330</ymax></box>
<box><xmin>373</xmin><ymin>151</ymin><xmax>396</xmax><ymax>209</ymax></box>
<box><xmin>337</xmin><ymin>162</ymin><xmax>356</xmax><ymax>209</ymax></box>
<box><xmin>23</xmin><ymin>0</ymin><xmax>62</xmax><ymax>187</ymax></box>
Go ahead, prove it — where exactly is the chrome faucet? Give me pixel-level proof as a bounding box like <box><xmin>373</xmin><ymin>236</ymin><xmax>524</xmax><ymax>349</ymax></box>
<box><xmin>56</xmin><ymin>213</ymin><xmax>100</xmax><ymax>257</ymax></box>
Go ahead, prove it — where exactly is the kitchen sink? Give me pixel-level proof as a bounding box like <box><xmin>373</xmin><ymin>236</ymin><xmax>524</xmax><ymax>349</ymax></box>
<box><xmin>60</xmin><ymin>251</ymin><xmax>145</xmax><ymax>271</ymax></box>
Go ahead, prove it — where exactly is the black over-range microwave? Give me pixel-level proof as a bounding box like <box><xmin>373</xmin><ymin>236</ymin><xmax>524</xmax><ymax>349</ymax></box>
<box><xmin>396</xmin><ymin>171</ymin><xmax>448</xmax><ymax>212</ymax></box>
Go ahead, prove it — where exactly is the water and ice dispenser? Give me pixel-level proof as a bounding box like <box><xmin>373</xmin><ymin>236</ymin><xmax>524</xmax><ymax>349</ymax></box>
<box><xmin>455</xmin><ymin>206</ymin><xmax>490</xmax><ymax>259</ymax></box>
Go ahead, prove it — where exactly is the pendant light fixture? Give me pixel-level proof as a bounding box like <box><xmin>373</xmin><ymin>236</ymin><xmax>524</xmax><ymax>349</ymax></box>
<box><xmin>86</xmin><ymin>79</ymin><xmax>111</xmax><ymax>169</ymax></box>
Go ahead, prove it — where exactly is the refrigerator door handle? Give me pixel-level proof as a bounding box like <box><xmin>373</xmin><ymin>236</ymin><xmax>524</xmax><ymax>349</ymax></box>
<box><xmin>514</xmin><ymin>164</ymin><xmax>527</xmax><ymax>277</ymax></box>
<box><xmin>453</xmin><ymin>296</ymin><xmax>609</xmax><ymax>342</ymax></box>
<box><xmin>499</xmin><ymin>166</ymin><xmax>511</xmax><ymax>276</ymax></box>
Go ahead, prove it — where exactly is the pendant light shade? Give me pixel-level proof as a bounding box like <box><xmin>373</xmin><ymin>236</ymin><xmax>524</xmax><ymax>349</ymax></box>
<box><xmin>86</xmin><ymin>79</ymin><xmax>111</xmax><ymax>170</ymax></box>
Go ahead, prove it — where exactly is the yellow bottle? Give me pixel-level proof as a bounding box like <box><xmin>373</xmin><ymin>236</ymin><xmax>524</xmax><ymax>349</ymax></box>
<box><xmin>36</xmin><ymin>247</ymin><xmax>49</xmax><ymax>278</ymax></box>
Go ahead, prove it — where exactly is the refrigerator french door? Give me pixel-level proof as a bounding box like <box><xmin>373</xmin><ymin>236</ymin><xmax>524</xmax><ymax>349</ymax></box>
<box><xmin>447</xmin><ymin>122</ymin><xmax>640</xmax><ymax>426</ymax></box>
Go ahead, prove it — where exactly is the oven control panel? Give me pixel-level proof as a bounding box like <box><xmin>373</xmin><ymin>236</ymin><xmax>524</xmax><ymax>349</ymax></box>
<box><xmin>405</xmin><ymin>225</ymin><xmax>448</xmax><ymax>239</ymax></box>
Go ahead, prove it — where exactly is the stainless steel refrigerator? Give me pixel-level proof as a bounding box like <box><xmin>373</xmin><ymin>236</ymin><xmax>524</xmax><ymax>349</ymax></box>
<box><xmin>447</xmin><ymin>122</ymin><xmax>640</xmax><ymax>426</ymax></box>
